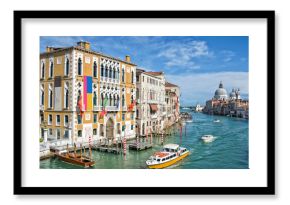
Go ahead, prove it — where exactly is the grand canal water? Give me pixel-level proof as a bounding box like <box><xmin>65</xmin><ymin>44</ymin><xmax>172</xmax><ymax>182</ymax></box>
<box><xmin>40</xmin><ymin>111</ymin><xmax>248</xmax><ymax>169</ymax></box>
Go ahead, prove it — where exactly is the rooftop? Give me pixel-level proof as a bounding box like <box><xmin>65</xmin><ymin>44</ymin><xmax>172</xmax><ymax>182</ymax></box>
<box><xmin>40</xmin><ymin>43</ymin><xmax>136</xmax><ymax>66</ymax></box>
<box><xmin>165</xmin><ymin>82</ymin><xmax>179</xmax><ymax>88</ymax></box>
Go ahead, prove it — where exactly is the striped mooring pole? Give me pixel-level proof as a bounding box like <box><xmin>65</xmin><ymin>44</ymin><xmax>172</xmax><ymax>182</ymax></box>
<box><xmin>123</xmin><ymin>137</ymin><xmax>127</xmax><ymax>156</ymax></box>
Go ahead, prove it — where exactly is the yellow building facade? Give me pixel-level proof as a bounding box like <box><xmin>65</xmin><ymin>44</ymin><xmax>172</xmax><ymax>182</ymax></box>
<box><xmin>40</xmin><ymin>41</ymin><xmax>136</xmax><ymax>146</ymax></box>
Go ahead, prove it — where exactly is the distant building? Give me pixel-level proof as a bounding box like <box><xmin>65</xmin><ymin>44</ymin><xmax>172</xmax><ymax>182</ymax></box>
<box><xmin>203</xmin><ymin>81</ymin><xmax>248</xmax><ymax>118</ymax></box>
<box><xmin>165</xmin><ymin>82</ymin><xmax>181</xmax><ymax>127</ymax></box>
<box><xmin>194</xmin><ymin>104</ymin><xmax>204</xmax><ymax>112</ymax></box>
<box><xmin>135</xmin><ymin>69</ymin><xmax>166</xmax><ymax>136</ymax></box>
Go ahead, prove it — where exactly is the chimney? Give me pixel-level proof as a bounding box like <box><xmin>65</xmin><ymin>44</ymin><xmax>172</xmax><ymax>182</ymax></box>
<box><xmin>46</xmin><ymin>46</ymin><xmax>54</xmax><ymax>52</ymax></box>
<box><xmin>125</xmin><ymin>55</ymin><xmax>131</xmax><ymax>62</ymax></box>
<box><xmin>77</xmin><ymin>41</ymin><xmax>91</xmax><ymax>50</ymax></box>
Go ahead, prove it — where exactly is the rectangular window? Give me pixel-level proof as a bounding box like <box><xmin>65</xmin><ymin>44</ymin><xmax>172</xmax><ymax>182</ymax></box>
<box><xmin>131</xmin><ymin>113</ymin><xmax>134</xmax><ymax>120</ymax></box>
<box><xmin>122</xmin><ymin>113</ymin><xmax>125</xmax><ymax>121</ymax></box>
<box><xmin>64</xmin><ymin>130</ymin><xmax>69</xmax><ymax>139</ymax></box>
<box><xmin>49</xmin><ymin>128</ymin><xmax>52</xmax><ymax>136</ymax></box>
<box><xmin>122</xmin><ymin>125</ymin><xmax>125</xmax><ymax>131</ymax></box>
<box><xmin>94</xmin><ymin>114</ymin><xmax>97</xmax><ymax>123</ymax></box>
<box><xmin>77</xmin><ymin>115</ymin><xmax>82</xmax><ymax>124</ymax></box>
<box><xmin>117</xmin><ymin>123</ymin><xmax>121</xmax><ymax>134</ymax></box>
<box><xmin>131</xmin><ymin>125</ymin><xmax>134</xmax><ymax>130</ymax></box>
<box><xmin>56</xmin><ymin>129</ymin><xmax>61</xmax><ymax>140</ymax></box>
<box><xmin>78</xmin><ymin>130</ymin><xmax>82</xmax><ymax>138</ymax></box>
<box><xmin>93</xmin><ymin>128</ymin><xmax>97</xmax><ymax>135</ymax></box>
<box><xmin>64</xmin><ymin>115</ymin><xmax>68</xmax><ymax>126</ymax></box>
<box><xmin>48</xmin><ymin>114</ymin><xmax>52</xmax><ymax>125</ymax></box>
<box><xmin>56</xmin><ymin>115</ymin><xmax>60</xmax><ymax>126</ymax></box>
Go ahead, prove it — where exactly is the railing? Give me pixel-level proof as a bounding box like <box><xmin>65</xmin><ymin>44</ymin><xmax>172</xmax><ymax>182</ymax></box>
<box><xmin>101</xmin><ymin>77</ymin><xmax>120</xmax><ymax>84</ymax></box>
<box><xmin>151</xmin><ymin>114</ymin><xmax>158</xmax><ymax>119</ymax></box>
<box><xmin>105</xmin><ymin>106</ymin><xmax>120</xmax><ymax>111</ymax></box>
<box><xmin>93</xmin><ymin>106</ymin><xmax>102</xmax><ymax>111</ymax></box>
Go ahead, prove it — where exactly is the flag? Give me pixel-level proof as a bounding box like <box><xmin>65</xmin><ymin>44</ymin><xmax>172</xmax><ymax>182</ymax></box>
<box><xmin>100</xmin><ymin>96</ymin><xmax>108</xmax><ymax>118</ymax></box>
<box><xmin>128</xmin><ymin>100</ymin><xmax>136</xmax><ymax>111</ymax></box>
<box><xmin>83</xmin><ymin>76</ymin><xmax>93</xmax><ymax>111</ymax></box>
<box><xmin>77</xmin><ymin>94</ymin><xmax>84</xmax><ymax>116</ymax></box>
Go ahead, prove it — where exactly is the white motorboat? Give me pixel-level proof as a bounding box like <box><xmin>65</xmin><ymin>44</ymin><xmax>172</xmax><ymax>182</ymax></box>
<box><xmin>213</xmin><ymin>119</ymin><xmax>220</xmax><ymax>123</ymax></box>
<box><xmin>201</xmin><ymin>135</ymin><xmax>215</xmax><ymax>143</ymax></box>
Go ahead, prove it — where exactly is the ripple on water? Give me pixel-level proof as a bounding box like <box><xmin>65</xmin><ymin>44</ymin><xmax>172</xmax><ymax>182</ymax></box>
<box><xmin>40</xmin><ymin>112</ymin><xmax>248</xmax><ymax>169</ymax></box>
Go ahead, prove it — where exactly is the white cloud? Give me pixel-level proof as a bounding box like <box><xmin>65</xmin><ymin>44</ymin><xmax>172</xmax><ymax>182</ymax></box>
<box><xmin>221</xmin><ymin>50</ymin><xmax>236</xmax><ymax>62</ymax></box>
<box><xmin>165</xmin><ymin>72</ymin><xmax>248</xmax><ymax>106</ymax></box>
<box><xmin>158</xmin><ymin>40</ymin><xmax>213</xmax><ymax>68</ymax></box>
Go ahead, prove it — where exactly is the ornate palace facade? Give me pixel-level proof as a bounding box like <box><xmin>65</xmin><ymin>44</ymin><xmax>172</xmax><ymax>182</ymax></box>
<box><xmin>40</xmin><ymin>41</ymin><xmax>136</xmax><ymax>147</ymax></box>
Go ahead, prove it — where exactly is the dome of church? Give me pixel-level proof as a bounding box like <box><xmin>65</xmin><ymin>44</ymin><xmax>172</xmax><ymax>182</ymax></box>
<box><xmin>214</xmin><ymin>81</ymin><xmax>228</xmax><ymax>99</ymax></box>
<box><xmin>230</xmin><ymin>89</ymin><xmax>236</xmax><ymax>98</ymax></box>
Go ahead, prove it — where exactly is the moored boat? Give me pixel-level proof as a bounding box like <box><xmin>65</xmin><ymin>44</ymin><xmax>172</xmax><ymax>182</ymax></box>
<box><xmin>146</xmin><ymin>144</ymin><xmax>190</xmax><ymax>169</ymax></box>
<box><xmin>55</xmin><ymin>144</ymin><xmax>95</xmax><ymax>168</ymax></box>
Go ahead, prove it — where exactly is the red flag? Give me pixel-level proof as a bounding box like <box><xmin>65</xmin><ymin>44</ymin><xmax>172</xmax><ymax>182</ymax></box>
<box><xmin>77</xmin><ymin>94</ymin><xmax>84</xmax><ymax>116</ymax></box>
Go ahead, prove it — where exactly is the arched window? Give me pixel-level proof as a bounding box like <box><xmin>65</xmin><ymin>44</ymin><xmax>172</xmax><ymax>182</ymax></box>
<box><xmin>105</xmin><ymin>65</ymin><xmax>108</xmax><ymax>78</ymax></box>
<box><xmin>113</xmin><ymin>68</ymin><xmax>116</xmax><ymax>79</ymax></box>
<box><xmin>48</xmin><ymin>85</ymin><xmax>53</xmax><ymax>108</ymax></box>
<box><xmin>93</xmin><ymin>91</ymin><xmax>97</xmax><ymax>106</ymax></box>
<box><xmin>101</xmin><ymin>93</ymin><xmax>104</xmax><ymax>107</ymax></box>
<box><xmin>116</xmin><ymin>68</ymin><xmax>120</xmax><ymax>80</ymax></box>
<box><xmin>64</xmin><ymin>83</ymin><xmax>69</xmax><ymax>109</ymax></box>
<box><xmin>122</xmin><ymin>94</ymin><xmax>125</xmax><ymax>107</ymax></box>
<box><xmin>136</xmin><ymin>109</ymin><xmax>139</xmax><ymax>118</ymax></box>
<box><xmin>40</xmin><ymin>85</ymin><xmax>44</xmax><ymax>106</ymax></box>
<box><xmin>101</xmin><ymin>64</ymin><xmax>104</xmax><ymax>77</ymax></box>
<box><xmin>77</xmin><ymin>58</ymin><xmax>82</xmax><ymax>75</ymax></box>
<box><xmin>116</xmin><ymin>95</ymin><xmax>120</xmax><ymax>108</ymax></box>
<box><xmin>49</xmin><ymin>61</ymin><xmax>54</xmax><ymax>78</ymax></box>
<box><xmin>131</xmin><ymin>95</ymin><xmax>134</xmax><ymax>104</ymax></box>
<box><xmin>131</xmin><ymin>71</ymin><xmax>134</xmax><ymax>83</ymax></box>
<box><xmin>65</xmin><ymin>57</ymin><xmax>69</xmax><ymax>76</ymax></box>
<box><xmin>136</xmin><ymin>88</ymin><xmax>139</xmax><ymax>99</ymax></box>
<box><xmin>113</xmin><ymin>95</ymin><xmax>116</xmax><ymax>106</ymax></box>
<box><xmin>41</xmin><ymin>62</ymin><xmax>45</xmax><ymax>79</ymax></box>
<box><xmin>109</xmin><ymin>95</ymin><xmax>113</xmax><ymax>106</ymax></box>
<box><xmin>122</xmin><ymin>68</ymin><xmax>125</xmax><ymax>82</ymax></box>
<box><xmin>93</xmin><ymin>61</ymin><xmax>97</xmax><ymax>77</ymax></box>
<box><xmin>109</xmin><ymin>67</ymin><xmax>112</xmax><ymax>79</ymax></box>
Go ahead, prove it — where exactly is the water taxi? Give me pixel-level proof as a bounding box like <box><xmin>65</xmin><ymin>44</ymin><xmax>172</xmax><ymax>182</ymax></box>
<box><xmin>146</xmin><ymin>144</ymin><xmax>190</xmax><ymax>169</ymax></box>
<box><xmin>201</xmin><ymin>135</ymin><xmax>215</xmax><ymax>143</ymax></box>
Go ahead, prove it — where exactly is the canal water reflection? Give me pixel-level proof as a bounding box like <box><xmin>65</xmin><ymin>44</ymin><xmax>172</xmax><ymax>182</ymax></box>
<box><xmin>40</xmin><ymin>112</ymin><xmax>248</xmax><ymax>169</ymax></box>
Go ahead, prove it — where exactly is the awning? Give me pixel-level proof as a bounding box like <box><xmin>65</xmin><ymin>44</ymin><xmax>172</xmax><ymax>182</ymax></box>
<box><xmin>149</xmin><ymin>104</ymin><xmax>158</xmax><ymax>112</ymax></box>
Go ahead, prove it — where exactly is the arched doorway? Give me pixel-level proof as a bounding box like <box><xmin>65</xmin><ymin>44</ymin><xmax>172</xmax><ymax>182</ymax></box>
<box><xmin>106</xmin><ymin>118</ymin><xmax>114</xmax><ymax>139</ymax></box>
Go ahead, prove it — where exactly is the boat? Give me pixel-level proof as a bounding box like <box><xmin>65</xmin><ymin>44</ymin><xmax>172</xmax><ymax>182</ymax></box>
<box><xmin>55</xmin><ymin>144</ymin><xmax>95</xmax><ymax>168</ymax></box>
<box><xmin>213</xmin><ymin>119</ymin><xmax>220</xmax><ymax>123</ymax></box>
<box><xmin>146</xmin><ymin>144</ymin><xmax>190</xmax><ymax>169</ymax></box>
<box><xmin>186</xmin><ymin>120</ymin><xmax>193</xmax><ymax>123</ymax></box>
<box><xmin>201</xmin><ymin>135</ymin><xmax>215</xmax><ymax>143</ymax></box>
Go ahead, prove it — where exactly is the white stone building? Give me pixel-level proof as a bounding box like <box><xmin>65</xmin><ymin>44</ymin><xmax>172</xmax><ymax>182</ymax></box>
<box><xmin>135</xmin><ymin>69</ymin><xmax>166</xmax><ymax>136</ymax></box>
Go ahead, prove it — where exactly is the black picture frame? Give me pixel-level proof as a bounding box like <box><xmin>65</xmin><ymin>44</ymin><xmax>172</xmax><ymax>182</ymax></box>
<box><xmin>14</xmin><ymin>10</ymin><xmax>275</xmax><ymax>195</ymax></box>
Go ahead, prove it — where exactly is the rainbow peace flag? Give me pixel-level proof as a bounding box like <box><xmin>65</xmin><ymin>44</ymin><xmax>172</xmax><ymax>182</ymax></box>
<box><xmin>83</xmin><ymin>76</ymin><xmax>92</xmax><ymax>111</ymax></box>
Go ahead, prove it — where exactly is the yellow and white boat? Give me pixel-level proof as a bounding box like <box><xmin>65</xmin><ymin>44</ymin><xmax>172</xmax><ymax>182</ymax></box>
<box><xmin>146</xmin><ymin>144</ymin><xmax>190</xmax><ymax>169</ymax></box>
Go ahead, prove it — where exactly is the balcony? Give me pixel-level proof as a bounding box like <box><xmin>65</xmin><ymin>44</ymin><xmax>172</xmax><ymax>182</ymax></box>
<box><xmin>122</xmin><ymin>106</ymin><xmax>127</xmax><ymax>111</ymax></box>
<box><xmin>105</xmin><ymin>106</ymin><xmax>120</xmax><ymax>111</ymax></box>
<box><xmin>151</xmin><ymin>114</ymin><xmax>158</xmax><ymax>119</ymax></box>
<box><xmin>93</xmin><ymin>106</ymin><xmax>102</xmax><ymax>111</ymax></box>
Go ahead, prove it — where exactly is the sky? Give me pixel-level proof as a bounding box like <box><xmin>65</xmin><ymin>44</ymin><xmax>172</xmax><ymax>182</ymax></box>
<box><xmin>40</xmin><ymin>36</ymin><xmax>248</xmax><ymax>106</ymax></box>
